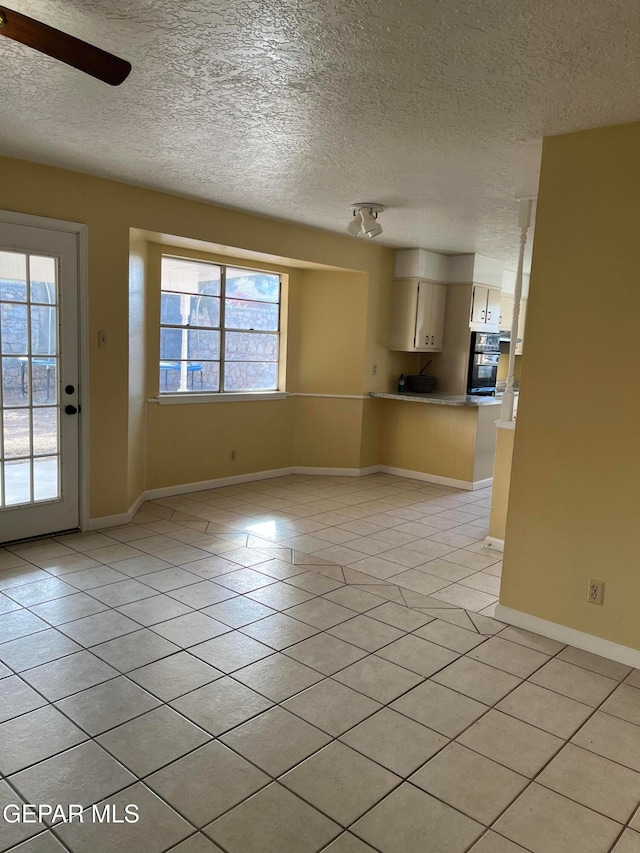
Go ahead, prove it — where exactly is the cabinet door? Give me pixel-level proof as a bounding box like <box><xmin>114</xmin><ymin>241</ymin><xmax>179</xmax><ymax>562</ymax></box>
<box><xmin>388</xmin><ymin>280</ymin><xmax>420</xmax><ymax>350</ymax></box>
<box><xmin>486</xmin><ymin>287</ymin><xmax>500</xmax><ymax>328</ymax></box>
<box><xmin>429</xmin><ymin>283</ymin><xmax>447</xmax><ymax>349</ymax></box>
<box><xmin>470</xmin><ymin>284</ymin><xmax>488</xmax><ymax>324</ymax></box>
<box><xmin>414</xmin><ymin>281</ymin><xmax>433</xmax><ymax>349</ymax></box>
<box><xmin>499</xmin><ymin>294</ymin><xmax>514</xmax><ymax>330</ymax></box>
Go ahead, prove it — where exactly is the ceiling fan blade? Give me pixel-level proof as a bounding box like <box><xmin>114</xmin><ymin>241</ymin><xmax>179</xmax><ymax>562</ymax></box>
<box><xmin>0</xmin><ymin>5</ymin><xmax>131</xmax><ymax>86</ymax></box>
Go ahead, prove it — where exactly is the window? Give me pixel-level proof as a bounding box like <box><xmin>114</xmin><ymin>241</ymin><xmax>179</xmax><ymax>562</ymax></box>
<box><xmin>159</xmin><ymin>257</ymin><xmax>281</xmax><ymax>394</ymax></box>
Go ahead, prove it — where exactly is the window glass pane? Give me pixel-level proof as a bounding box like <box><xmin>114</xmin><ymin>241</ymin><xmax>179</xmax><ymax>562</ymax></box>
<box><xmin>1</xmin><ymin>303</ymin><xmax>28</xmax><ymax>353</ymax></box>
<box><xmin>225</xmin><ymin>269</ymin><xmax>280</xmax><ymax>303</ymax></box>
<box><xmin>224</xmin><ymin>362</ymin><xmax>278</xmax><ymax>392</ymax></box>
<box><xmin>161</xmin><ymin>257</ymin><xmax>220</xmax><ymax>296</ymax></box>
<box><xmin>160</xmin><ymin>328</ymin><xmax>182</xmax><ymax>360</ymax></box>
<box><xmin>0</xmin><ymin>251</ymin><xmax>27</xmax><ymax>302</ymax></box>
<box><xmin>189</xmin><ymin>294</ymin><xmax>220</xmax><ymax>328</ymax></box>
<box><xmin>160</xmin><ymin>329</ymin><xmax>220</xmax><ymax>361</ymax></box>
<box><xmin>160</xmin><ymin>361</ymin><xmax>219</xmax><ymax>393</ymax></box>
<box><xmin>160</xmin><ymin>293</ymin><xmax>182</xmax><ymax>325</ymax></box>
<box><xmin>162</xmin><ymin>293</ymin><xmax>221</xmax><ymax>328</ymax></box>
<box><xmin>31</xmin><ymin>306</ymin><xmax>57</xmax><ymax>355</ymax></box>
<box><xmin>225</xmin><ymin>332</ymin><xmax>278</xmax><ymax>362</ymax></box>
<box><xmin>224</xmin><ymin>299</ymin><xmax>279</xmax><ymax>331</ymax></box>
<box><xmin>30</xmin><ymin>256</ymin><xmax>56</xmax><ymax>304</ymax></box>
<box><xmin>186</xmin><ymin>329</ymin><xmax>220</xmax><ymax>361</ymax></box>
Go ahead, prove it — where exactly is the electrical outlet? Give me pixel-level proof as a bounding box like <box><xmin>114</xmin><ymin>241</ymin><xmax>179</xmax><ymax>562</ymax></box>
<box><xmin>230</xmin><ymin>450</ymin><xmax>236</xmax><ymax>462</ymax></box>
<box><xmin>372</xmin><ymin>363</ymin><xmax>378</xmax><ymax>376</ymax></box>
<box><xmin>587</xmin><ymin>579</ymin><xmax>605</xmax><ymax>605</ymax></box>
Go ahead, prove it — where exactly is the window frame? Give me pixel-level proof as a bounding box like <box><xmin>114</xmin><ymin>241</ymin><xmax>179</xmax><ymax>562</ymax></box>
<box><xmin>159</xmin><ymin>255</ymin><xmax>283</xmax><ymax>398</ymax></box>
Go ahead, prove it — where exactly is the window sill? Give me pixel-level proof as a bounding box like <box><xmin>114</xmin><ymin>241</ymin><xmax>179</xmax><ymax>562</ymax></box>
<box><xmin>150</xmin><ymin>392</ymin><xmax>289</xmax><ymax>405</ymax></box>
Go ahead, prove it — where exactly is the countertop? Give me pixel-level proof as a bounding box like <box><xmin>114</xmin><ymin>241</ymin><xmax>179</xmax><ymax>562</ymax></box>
<box><xmin>369</xmin><ymin>392</ymin><xmax>502</xmax><ymax>407</ymax></box>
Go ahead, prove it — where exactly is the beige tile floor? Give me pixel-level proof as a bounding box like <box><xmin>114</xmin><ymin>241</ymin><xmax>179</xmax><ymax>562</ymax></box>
<box><xmin>0</xmin><ymin>473</ymin><xmax>639</xmax><ymax>852</ymax></box>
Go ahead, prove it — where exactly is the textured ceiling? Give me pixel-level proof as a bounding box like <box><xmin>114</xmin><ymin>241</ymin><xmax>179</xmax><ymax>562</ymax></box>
<box><xmin>2</xmin><ymin>1</ymin><xmax>640</xmax><ymax>270</ymax></box>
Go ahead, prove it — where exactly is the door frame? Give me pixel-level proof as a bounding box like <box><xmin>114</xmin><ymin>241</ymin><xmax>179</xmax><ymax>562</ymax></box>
<box><xmin>0</xmin><ymin>209</ymin><xmax>89</xmax><ymax>533</ymax></box>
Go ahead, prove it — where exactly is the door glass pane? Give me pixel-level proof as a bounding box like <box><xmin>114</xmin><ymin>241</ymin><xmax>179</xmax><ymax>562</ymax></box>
<box><xmin>34</xmin><ymin>456</ymin><xmax>59</xmax><ymax>501</ymax></box>
<box><xmin>31</xmin><ymin>306</ymin><xmax>57</xmax><ymax>355</ymax></box>
<box><xmin>2</xmin><ymin>357</ymin><xmax>27</xmax><ymax>407</ymax></box>
<box><xmin>31</xmin><ymin>358</ymin><xmax>58</xmax><ymax>406</ymax></box>
<box><xmin>4</xmin><ymin>459</ymin><xmax>31</xmax><ymax>505</ymax></box>
<box><xmin>30</xmin><ymin>257</ymin><xmax>56</xmax><ymax>304</ymax></box>
<box><xmin>0</xmin><ymin>251</ymin><xmax>27</xmax><ymax>302</ymax></box>
<box><xmin>4</xmin><ymin>409</ymin><xmax>31</xmax><ymax>458</ymax></box>
<box><xmin>1</xmin><ymin>251</ymin><xmax>61</xmax><ymax>509</ymax></box>
<box><xmin>1</xmin><ymin>303</ymin><xmax>28</xmax><ymax>353</ymax></box>
<box><xmin>32</xmin><ymin>407</ymin><xmax>58</xmax><ymax>456</ymax></box>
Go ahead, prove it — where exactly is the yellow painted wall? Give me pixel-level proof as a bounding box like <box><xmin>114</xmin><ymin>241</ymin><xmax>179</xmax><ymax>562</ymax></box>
<box><xmin>0</xmin><ymin>155</ymin><xmax>402</xmax><ymax>518</ymax></box>
<box><xmin>497</xmin><ymin>351</ymin><xmax>522</xmax><ymax>382</ymax></box>
<box><xmin>146</xmin><ymin>398</ymin><xmax>295</xmax><ymax>490</ymax></box>
<box><xmin>297</xmin><ymin>270</ymin><xmax>368</xmax><ymax>394</ymax></box>
<box><xmin>502</xmin><ymin>121</ymin><xmax>640</xmax><ymax>650</ymax></box>
<box><xmin>293</xmin><ymin>398</ymin><xmax>364</xmax><ymax>470</ymax></box>
<box><xmin>488</xmin><ymin>426</ymin><xmax>515</xmax><ymax>540</ymax></box>
<box><xmin>378</xmin><ymin>399</ymin><xmax>478</xmax><ymax>482</ymax></box>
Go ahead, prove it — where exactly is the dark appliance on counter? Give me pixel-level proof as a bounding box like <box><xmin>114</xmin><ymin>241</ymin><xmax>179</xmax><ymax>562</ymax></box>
<box><xmin>405</xmin><ymin>360</ymin><xmax>437</xmax><ymax>393</ymax></box>
<box><xmin>467</xmin><ymin>332</ymin><xmax>500</xmax><ymax>396</ymax></box>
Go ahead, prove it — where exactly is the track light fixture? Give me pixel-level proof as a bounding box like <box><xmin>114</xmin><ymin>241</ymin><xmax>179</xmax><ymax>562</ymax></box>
<box><xmin>347</xmin><ymin>203</ymin><xmax>384</xmax><ymax>239</ymax></box>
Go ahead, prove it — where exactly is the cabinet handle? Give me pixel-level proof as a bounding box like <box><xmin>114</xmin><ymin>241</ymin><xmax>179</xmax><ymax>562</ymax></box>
<box><xmin>431</xmin><ymin>336</ymin><xmax>434</xmax><ymax>345</ymax></box>
<box><xmin>425</xmin><ymin>336</ymin><xmax>429</xmax><ymax>345</ymax></box>
<box><xmin>481</xmin><ymin>310</ymin><xmax>485</xmax><ymax>319</ymax></box>
<box><xmin>487</xmin><ymin>311</ymin><xmax>491</xmax><ymax>320</ymax></box>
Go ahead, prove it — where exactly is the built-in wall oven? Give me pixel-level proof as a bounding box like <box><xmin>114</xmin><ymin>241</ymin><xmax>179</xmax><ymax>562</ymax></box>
<box><xmin>467</xmin><ymin>332</ymin><xmax>500</xmax><ymax>396</ymax></box>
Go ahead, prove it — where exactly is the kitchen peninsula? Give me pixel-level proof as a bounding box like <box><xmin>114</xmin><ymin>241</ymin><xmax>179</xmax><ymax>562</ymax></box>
<box><xmin>369</xmin><ymin>391</ymin><xmax>500</xmax><ymax>490</ymax></box>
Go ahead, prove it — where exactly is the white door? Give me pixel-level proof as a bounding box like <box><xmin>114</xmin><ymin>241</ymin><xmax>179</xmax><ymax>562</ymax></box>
<box><xmin>0</xmin><ymin>220</ymin><xmax>80</xmax><ymax>542</ymax></box>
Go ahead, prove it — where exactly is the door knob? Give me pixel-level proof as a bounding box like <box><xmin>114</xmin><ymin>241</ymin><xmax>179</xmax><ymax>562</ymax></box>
<box><xmin>65</xmin><ymin>405</ymin><xmax>78</xmax><ymax>415</ymax></box>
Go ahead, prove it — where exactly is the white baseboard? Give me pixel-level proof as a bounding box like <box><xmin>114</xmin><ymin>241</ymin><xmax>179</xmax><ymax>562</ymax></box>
<box><xmin>484</xmin><ymin>536</ymin><xmax>505</xmax><ymax>552</ymax></box>
<box><xmin>293</xmin><ymin>466</ymin><xmax>378</xmax><ymax>477</ymax></box>
<box><xmin>143</xmin><ymin>467</ymin><xmax>296</xmax><ymax>501</ymax></box>
<box><xmin>85</xmin><ymin>491</ymin><xmax>146</xmax><ymax>530</ymax></box>
<box><xmin>494</xmin><ymin>604</ymin><xmax>640</xmax><ymax>670</ymax></box>
<box><xmin>87</xmin><ymin>464</ymin><xmax>490</xmax><ymax>529</ymax></box>
<box><xmin>378</xmin><ymin>465</ymin><xmax>492</xmax><ymax>491</ymax></box>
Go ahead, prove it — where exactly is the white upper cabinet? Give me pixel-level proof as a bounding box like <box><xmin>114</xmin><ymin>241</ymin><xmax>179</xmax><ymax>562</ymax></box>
<box><xmin>470</xmin><ymin>284</ymin><xmax>500</xmax><ymax>331</ymax></box>
<box><xmin>388</xmin><ymin>279</ymin><xmax>447</xmax><ymax>351</ymax></box>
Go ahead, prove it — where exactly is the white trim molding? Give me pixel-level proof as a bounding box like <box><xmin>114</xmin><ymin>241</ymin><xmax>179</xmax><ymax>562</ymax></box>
<box><xmin>494</xmin><ymin>604</ymin><xmax>640</xmax><ymax>670</ymax></box>
<box><xmin>84</xmin><ymin>492</ymin><xmax>146</xmax><ymax>531</ymax></box>
<box><xmin>0</xmin><ymin>210</ymin><xmax>90</xmax><ymax>533</ymax></box>
<box><xmin>484</xmin><ymin>536</ymin><xmax>505</xmax><ymax>551</ymax></box>
<box><xmin>379</xmin><ymin>466</ymin><xmax>492</xmax><ymax>491</ymax></box>
<box><xmin>294</xmin><ymin>394</ymin><xmax>369</xmax><ymax>400</ymax></box>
